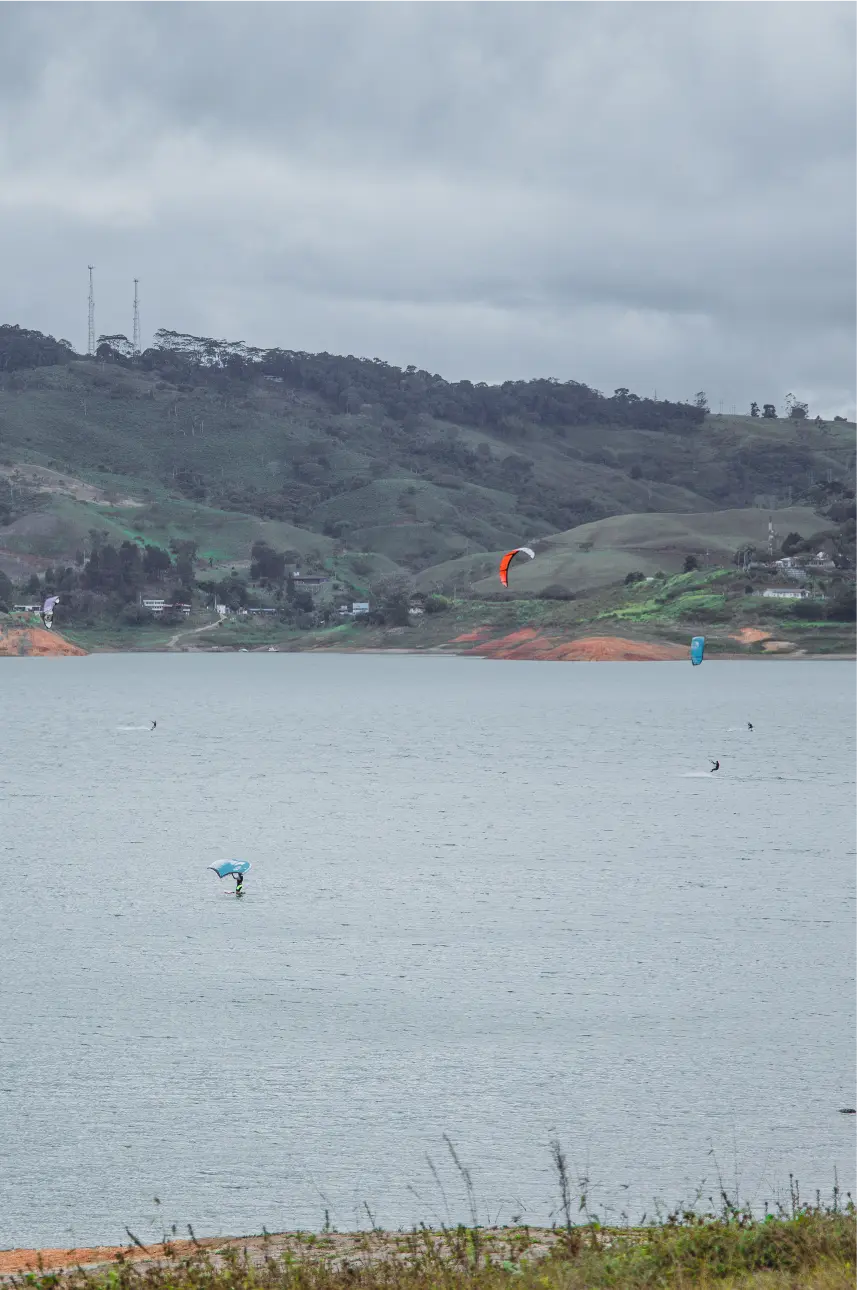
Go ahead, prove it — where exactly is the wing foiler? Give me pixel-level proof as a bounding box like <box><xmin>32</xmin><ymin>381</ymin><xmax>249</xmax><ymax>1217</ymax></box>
<box><xmin>208</xmin><ymin>860</ymin><xmax>252</xmax><ymax>879</ymax></box>
<box><xmin>41</xmin><ymin>595</ymin><xmax>60</xmax><ymax>629</ymax></box>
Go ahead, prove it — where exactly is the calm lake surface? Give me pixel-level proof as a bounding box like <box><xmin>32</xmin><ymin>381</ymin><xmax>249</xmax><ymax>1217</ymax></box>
<box><xmin>1</xmin><ymin>655</ymin><xmax>854</xmax><ymax>1246</ymax></box>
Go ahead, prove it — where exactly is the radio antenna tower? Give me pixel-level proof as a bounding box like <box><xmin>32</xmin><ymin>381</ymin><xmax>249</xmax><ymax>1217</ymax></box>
<box><xmin>132</xmin><ymin>278</ymin><xmax>141</xmax><ymax>354</ymax></box>
<box><xmin>87</xmin><ymin>265</ymin><xmax>95</xmax><ymax>355</ymax></box>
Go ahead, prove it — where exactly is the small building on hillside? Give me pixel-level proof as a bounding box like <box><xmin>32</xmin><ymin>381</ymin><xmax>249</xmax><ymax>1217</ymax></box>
<box><xmin>142</xmin><ymin>598</ymin><xmax>166</xmax><ymax>615</ymax></box>
<box><xmin>292</xmin><ymin>572</ymin><xmax>330</xmax><ymax>598</ymax></box>
<box><xmin>806</xmin><ymin>552</ymin><xmax>837</xmax><ymax>572</ymax></box>
<box><xmin>761</xmin><ymin>587</ymin><xmax>810</xmax><ymax>600</ymax></box>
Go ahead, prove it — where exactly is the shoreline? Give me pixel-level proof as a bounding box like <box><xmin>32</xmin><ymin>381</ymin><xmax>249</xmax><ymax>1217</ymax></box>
<box><xmin>0</xmin><ymin>1228</ymin><xmax>570</xmax><ymax>1276</ymax></box>
<box><xmin>2</xmin><ymin>622</ymin><xmax>854</xmax><ymax>662</ymax></box>
<box><xmin>4</xmin><ymin>644</ymin><xmax>853</xmax><ymax>661</ymax></box>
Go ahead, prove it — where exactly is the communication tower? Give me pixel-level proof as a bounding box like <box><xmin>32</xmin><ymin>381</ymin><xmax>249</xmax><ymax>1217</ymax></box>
<box><xmin>87</xmin><ymin>265</ymin><xmax>95</xmax><ymax>355</ymax></box>
<box><xmin>768</xmin><ymin>515</ymin><xmax>778</xmax><ymax>559</ymax></box>
<box><xmin>132</xmin><ymin>278</ymin><xmax>141</xmax><ymax>354</ymax></box>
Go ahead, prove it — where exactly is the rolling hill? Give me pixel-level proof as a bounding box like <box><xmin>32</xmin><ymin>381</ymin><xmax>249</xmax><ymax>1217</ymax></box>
<box><xmin>0</xmin><ymin>326</ymin><xmax>854</xmax><ymax>593</ymax></box>
<box><xmin>461</xmin><ymin>506</ymin><xmax>833</xmax><ymax>596</ymax></box>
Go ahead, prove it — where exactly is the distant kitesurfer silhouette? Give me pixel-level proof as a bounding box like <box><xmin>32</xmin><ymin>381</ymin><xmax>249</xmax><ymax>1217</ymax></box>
<box><xmin>747</xmin><ymin>722</ymin><xmax>753</xmax><ymax>731</ymax></box>
<box><xmin>151</xmin><ymin>721</ymin><xmax>157</xmax><ymax>730</ymax></box>
<box><xmin>709</xmin><ymin>759</ymin><xmax>720</xmax><ymax>773</ymax></box>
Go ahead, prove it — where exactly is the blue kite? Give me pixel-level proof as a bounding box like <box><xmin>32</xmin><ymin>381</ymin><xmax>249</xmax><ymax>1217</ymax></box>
<box><xmin>208</xmin><ymin>860</ymin><xmax>251</xmax><ymax>879</ymax></box>
<box><xmin>690</xmin><ymin>636</ymin><xmax>705</xmax><ymax>666</ymax></box>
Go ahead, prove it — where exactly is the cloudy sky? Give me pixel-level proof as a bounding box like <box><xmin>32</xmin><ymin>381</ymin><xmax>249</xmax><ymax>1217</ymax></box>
<box><xmin>1</xmin><ymin>2</ymin><xmax>854</xmax><ymax>416</ymax></box>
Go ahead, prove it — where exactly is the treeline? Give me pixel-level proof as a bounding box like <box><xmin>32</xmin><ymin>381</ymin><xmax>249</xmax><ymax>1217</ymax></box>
<box><xmin>0</xmin><ymin>530</ymin><xmax>197</xmax><ymax>624</ymax></box>
<box><xmin>0</xmin><ymin>324</ymin><xmax>76</xmax><ymax>371</ymax></box>
<box><xmin>0</xmin><ymin>322</ymin><xmax>705</xmax><ymax>434</ymax></box>
<box><xmin>138</xmin><ymin>330</ymin><xmax>706</xmax><ymax>434</ymax></box>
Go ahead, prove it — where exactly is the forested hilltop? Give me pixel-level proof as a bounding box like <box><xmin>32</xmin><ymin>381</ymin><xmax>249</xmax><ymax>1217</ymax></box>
<box><xmin>0</xmin><ymin>322</ymin><xmax>854</xmax><ymax>651</ymax></box>
<box><xmin>0</xmin><ymin>322</ymin><xmax>712</xmax><ymax>538</ymax></box>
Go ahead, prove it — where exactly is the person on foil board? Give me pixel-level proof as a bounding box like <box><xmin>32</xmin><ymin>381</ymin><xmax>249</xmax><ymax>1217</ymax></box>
<box><xmin>208</xmin><ymin>859</ymin><xmax>250</xmax><ymax>896</ymax></box>
<box><xmin>709</xmin><ymin>759</ymin><xmax>720</xmax><ymax>773</ymax></box>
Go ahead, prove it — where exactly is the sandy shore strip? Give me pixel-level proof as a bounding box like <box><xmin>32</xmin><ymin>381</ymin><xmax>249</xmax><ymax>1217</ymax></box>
<box><xmin>0</xmin><ymin>1228</ymin><xmax>568</xmax><ymax>1276</ymax></box>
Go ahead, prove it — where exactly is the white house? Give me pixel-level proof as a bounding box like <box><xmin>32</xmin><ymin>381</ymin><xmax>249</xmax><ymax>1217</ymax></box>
<box><xmin>352</xmin><ymin>602</ymin><xmax>370</xmax><ymax>615</ymax></box>
<box><xmin>142</xmin><ymin>598</ymin><xmax>166</xmax><ymax>614</ymax></box>
<box><xmin>762</xmin><ymin>588</ymin><xmax>810</xmax><ymax>599</ymax></box>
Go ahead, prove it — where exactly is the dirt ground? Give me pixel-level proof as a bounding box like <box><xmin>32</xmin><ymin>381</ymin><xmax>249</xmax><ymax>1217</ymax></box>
<box><xmin>0</xmin><ymin>464</ymin><xmax>141</xmax><ymax>507</ymax></box>
<box><xmin>461</xmin><ymin>628</ymin><xmax>687</xmax><ymax>661</ymax></box>
<box><xmin>0</xmin><ymin>1228</ymin><xmax>564</xmax><ymax>1276</ymax></box>
<box><xmin>0</xmin><ymin>626</ymin><xmax>86</xmax><ymax>656</ymax></box>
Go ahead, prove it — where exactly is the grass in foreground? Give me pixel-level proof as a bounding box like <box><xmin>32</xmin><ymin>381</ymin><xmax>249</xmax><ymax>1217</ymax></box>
<box><xmin>9</xmin><ymin>1206</ymin><xmax>854</xmax><ymax>1290</ymax></box>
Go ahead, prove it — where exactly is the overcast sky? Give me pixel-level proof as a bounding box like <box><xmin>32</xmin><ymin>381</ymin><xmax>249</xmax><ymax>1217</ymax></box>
<box><xmin>1</xmin><ymin>2</ymin><xmax>854</xmax><ymax>416</ymax></box>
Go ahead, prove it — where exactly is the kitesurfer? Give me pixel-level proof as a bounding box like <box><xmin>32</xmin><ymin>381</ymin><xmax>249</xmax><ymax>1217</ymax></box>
<box><xmin>747</xmin><ymin>722</ymin><xmax>753</xmax><ymax>731</ymax></box>
<box><xmin>151</xmin><ymin>720</ymin><xmax>157</xmax><ymax>730</ymax></box>
<box><xmin>709</xmin><ymin>759</ymin><xmax>720</xmax><ymax>773</ymax></box>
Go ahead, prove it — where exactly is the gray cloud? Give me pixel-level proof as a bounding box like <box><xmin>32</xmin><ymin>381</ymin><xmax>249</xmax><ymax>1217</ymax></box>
<box><xmin>0</xmin><ymin>1</ymin><xmax>854</xmax><ymax>415</ymax></box>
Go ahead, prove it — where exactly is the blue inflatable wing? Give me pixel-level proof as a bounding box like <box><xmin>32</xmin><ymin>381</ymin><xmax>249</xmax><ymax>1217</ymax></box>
<box><xmin>208</xmin><ymin>860</ymin><xmax>252</xmax><ymax>879</ymax></box>
<box><xmin>690</xmin><ymin>636</ymin><xmax>705</xmax><ymax>666</ymax></box>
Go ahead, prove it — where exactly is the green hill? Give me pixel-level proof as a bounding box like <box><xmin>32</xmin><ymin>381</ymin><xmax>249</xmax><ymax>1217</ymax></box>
<box><xmin>0</xmin><ymin>325</ymin><xmax>854</xmax><ymax>587</ymax></box>
<box><xmin>462</xmin><ymin>506</ymin><xmax>832</xmax><ymax>596</ymax></box>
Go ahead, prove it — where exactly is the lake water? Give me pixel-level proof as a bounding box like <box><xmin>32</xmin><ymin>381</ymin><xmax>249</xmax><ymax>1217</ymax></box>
<box><xmin>1</xmin><ymin>655</ymin><xmax>854</xmax><ymax>1247</ymax></box>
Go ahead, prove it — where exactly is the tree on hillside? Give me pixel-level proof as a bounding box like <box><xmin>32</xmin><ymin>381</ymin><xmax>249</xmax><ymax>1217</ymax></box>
<box><xmin>370</xmin><ymin>573</ymin><xmax>414</xmax><ymax>627</ymax></box>
<box><xmin>785</xmin><ymin>393</ymin><xmax>809</xmax><ymax>420</ymax></box>
<box><xmin>143</xmin><ymin>545</ymin><xmax>172</xmax><ymax>582</ymax></box>
<box><xmin>119</xmin><ymin>541</ymin><xmax>145</xmax><ymax>595</ymax></box>
<box><xmin>750</xmin><ymin>402</ymin><xmax>760</xmax><ymax>418</ymax></box>
<box><xmin>763</xmin><ymin>403</ymin><xmax>777</xmax><ymax>419</ymax></box>
<box><xmin>210</xmin><ymin>572</ymin><xmax>249</xmax><ymax>611</ymax></box>
<box><xmin>0</xmin><ymin>569</ymin><xmax>13</xmax><ymax>610</ymax></box>
<box><xmin>827</xmin><ymin>586</ymin><xmax>856</xmax><ymax>621</ymax></box>
<box><xmin>693</xmin><ymin>392</ymin><xmax>709</xmax><ymax>412</ymax></box>
<box><xmin>0</xmin><ymin>324</ymin><xmax>76</xmax><ymax>371</ymax></box>
<box><xmin>781</xmin><ymin>531</ymin><xmax>806</xmax><ymax>557</ymax></box>
<box><xmin>97</xmin><ymin>334</ymin><xmax>135</xmax><ymax>361</ymax></box>
<box><xmin>683</xmin><ymin>554</ymin><xmax>699</xmax><ymax>572</ymax></box>
<box><xmin>250</xmin><ymin>540</ymin><xmax>286</xmax><ymax>585</ymax></box>
<box><xmin>169</xmin><ymin>539</ymin><xmax>197</xmax><ymax>588</ymax></box>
